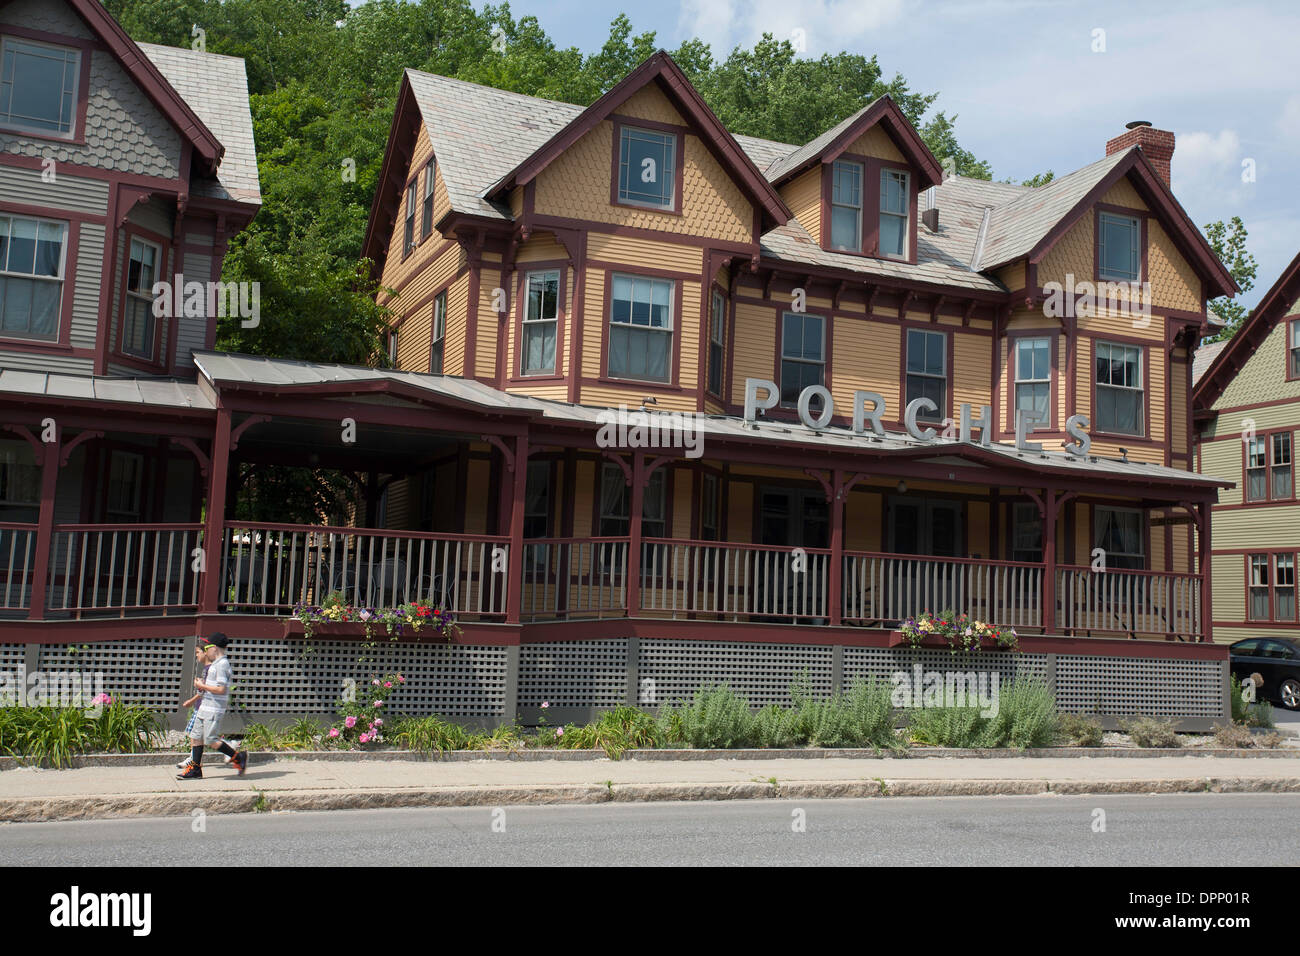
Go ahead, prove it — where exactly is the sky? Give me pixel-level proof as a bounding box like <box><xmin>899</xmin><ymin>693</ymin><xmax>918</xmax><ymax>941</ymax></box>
<box><xmin>466</xmin><ymin>0</ymin><xmax>1298</xmax><ymax>308</ymax></box>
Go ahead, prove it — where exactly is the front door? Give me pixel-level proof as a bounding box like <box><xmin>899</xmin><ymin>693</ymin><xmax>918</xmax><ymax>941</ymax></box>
<box><xmin>888</xmin><ymin>497</ymin><xmax>963</xmax><ymax>557</ymax></box>
<box><xmin>756</xmin><ymin>487</ymin><xmax>829</xmax><ymax>619</ymax></box>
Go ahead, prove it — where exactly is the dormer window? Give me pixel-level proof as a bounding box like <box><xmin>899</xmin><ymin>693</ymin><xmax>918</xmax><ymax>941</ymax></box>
<box><xmin>879</xmin><ymin>168</ymin><xmax>910</xmax><ymax>259</ymax></box>
<box><xmin>830</xmin><ymin>160</ymin><xmax>863</xmax><ymax>251</ymax></box>
<box><xmin>617</xmin><ymin>125</ymin><xmax>677</xmax><ymax>210</ymax></box>
<box><xmin>0</xmin><ymin>38</ymin><xmax>80</xmax><ymax>138</ymax></box>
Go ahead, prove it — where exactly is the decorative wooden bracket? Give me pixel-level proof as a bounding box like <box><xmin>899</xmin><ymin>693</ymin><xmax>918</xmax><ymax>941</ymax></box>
<box><xmin>962</xmin><ymin>300</ymin><xmax>977</xmax><ymax>327</ymax></box>
<box><xmin>60</xmin><ymin>430</ymin><xmax>104</xmax><ymax>467</ymax></box>
<box><xmin>552</xmin><ymin>227</ymin><xmax>581</xmax><ymax>268</ymax></box>
<box><xmin>839</xmin><ymin>472</ymin><xmax>869</xmax><ymax>500</ymax></box>
<box><xmin>2</xmin><ymin>424</ymin><xmax>45</xmax><ymax>466</ymax></box>
<box><xmin>898</xmin><ymin>290</ymin><xmax>914</xmax><ymax>320</ymax></box>
<box><xmin>601</xmin><ymin>451</ymin><xmax>632</xmax><ymax>487</ymax></box>
<box><xmin>864</xmin><ymin>284</ymin><xmax>878</xmax><ymax>315</ymax></box>
<box><xmin>170</xmin><ymin>436</ymin><xmax>211</xmax><ymax>477</ymax></box>
<box><xmin>930</xmin><ymin>295</ymin><xmax>946</xmax><ymax>323</ymax></box>
<box><xmin>644</xmin><ymin>455</ymin><xmax>672</xmax><ymax>485</ymax></box>
<box><xmin>116</xmin><ymin>188</ymin><xmax>153</xmax><ymax>227</ymax></box>
<box><xmin>762</xmin><ymin>269</ymin><xmax>776</xmax><ymax>301</ymax></box>
<box><xmin>804</xmin><ymin>468</ymin><xmax>835</xmax><ymax>503</ymax></box>
<box><xmin>832</xmin><ymin>280</ymin><xmax>847</xmax><ymax>311</ymax></box>
<box><xmin>482</xmin><ymin>434</ymin><xmax>516</xmax><ymax>472</ymax></box>
<box><xmin>1021</xmin><ymin>488</ymin><xmax>1047</xmax><ymax>519</ymax></box>
<box><xmin>229</xmin><ymin>414</ymin><xmax>271</xmax><ymax>451</ymax></box>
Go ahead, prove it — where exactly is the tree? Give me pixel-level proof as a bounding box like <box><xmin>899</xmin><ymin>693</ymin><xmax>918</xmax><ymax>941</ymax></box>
<box><xmin>1202</xmin><ymin>216</ymin><xmax>1258</xmax><ymax>342</ymax></box>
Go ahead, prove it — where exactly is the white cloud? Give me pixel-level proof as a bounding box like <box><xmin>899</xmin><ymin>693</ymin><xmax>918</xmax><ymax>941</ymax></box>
<box><xmin>677</xmin><ymin>0</ymin><xmax>905</xmax><ymax>56</ymax></box>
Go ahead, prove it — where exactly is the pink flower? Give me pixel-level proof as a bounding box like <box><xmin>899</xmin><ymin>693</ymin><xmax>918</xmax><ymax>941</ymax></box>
<box><xmin>90</xmin><ymin>693</ymin><xmax>112</xmax><ymax>706</ymax></box>
<box><xmin>373</xmin><ymin>718</ymin><xmax>383</xmax><ymax>727</ymax></box>
<box><xmin>328</xmin><ymin>728</ymin><xmax>340</xmax><ymax>738</ymax></box>
<box><xmin>541</xmin><ymin>701</ymin><xmax>549</xmax><ymax>709</ymax></box>
<box><xmin>359</xmin><ymin>733</ymin><xmax>371</xmax><ymax>744</ymax></box>
<box><xmin>555</xmin><ymin>727</ymin><xmax>564</xmax><ymax>737</ymax></box>
<box><xmin>373</xmin><ymin>700</ymin><xmax>383</xmax><ymax>708</ymax></box>
<box><xmin>372</xmin><ymin>679</ymin><xmax>380</xmax><ymax>686</ymax></box>
<box><xmin>397</xmin><ymin>675</ymin><xmax>405</xmax><ymax>683</ymax></box>
<box><xmin>383</xmin><ymin>681</ymin><xmax>392</xmax><ymax>688</ymax></box>
<box><xmin>345</xmin><ymin>716</ymin><xmax>357</xmax><ymax>729</ymax></box>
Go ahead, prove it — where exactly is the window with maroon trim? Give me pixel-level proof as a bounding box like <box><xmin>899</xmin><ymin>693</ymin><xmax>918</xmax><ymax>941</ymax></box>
<box><xmin>403</xmin><ymin>181</ymin><xmax>416</xmax><ymax>257</ymax></box>
<box><xmin>521</xmin><ymin>270</ymin><xmax>559</xmax><ymax>376</ymax></box>
<box><xmin>617</xmin><ymin>126</ymin><xmax>677</xmax><ymax>211</ymax></box>
<box><xmin>0</xmin><ymin>37</ymin><xmax>80</xmax><ymax>138</ymax></box>
<box><xmin>905</xmin><ymin>328</ymin><xmax>946</xmax><ymax>422</ymax></box>
<box><xmin>421</xmin><ymin>161</ymin><xmax>436</xmax><ymax>238</ymax></box>
<box><xmin>599</xmin><ymin>463</ymin><xmax>666</xmax><ymax>537</ymax></box>
<box><xmin>1249</xmin><ymin>552</ymin><xmax>1297</xmax><ymax>622</ymax></box>
<box><xmin>779</xmin><ymin>311</ymin><xmax>825</xmax><ymax>408</ymax></box>
<box><xmin>708</xmin><ymin>289</ymin><xmax>726</xmax><ymax>397</ymax></box>
<box><xmin>608</xmin><ymin>273</ymin><xmax>673</xmax><ymax>384</ymax></box>
<box><xmin>829</xmin><ymin>160</ymin><xmax>863</xmax><ymax>252</ymax></box>
<box><xmin>1013</xmin><ymin>336</ymin><xmax>1051</xmax><ymax>431</ymax></box>
<box><xmin>1095</xmin><ymin>340</ymin><xmax>1144</xmax><ymax>436</ymax></box>
<box><xmin>0</xmin><ymin>213</ymin><xmax>66</xmax><ymax>341</ymax></box>
<box><xmin>1245</xmin><ymin>431</ymin><xmax>1292</xmax><ymax>502</ymax></box>
<box><xmin>700</xmin><ymin>472</ymin><xmax>719</xmax><ymax>541</ymax></box>
<box><xmin>429</xmin><ymin>291</ymin><xmax>446</xmax><ymax>373</ymax></box>
<box><xmin>121</xmin><ymin>237</ymin><xmax>161</xmax><ymax>361</ymax></box>
<box><xmin>1289</xmin><ymin>319</ymin><xmax>1300</xmax><ymax>379</ymax></box>
<box><xmin>878</xmin><ymin>168</ymin><xmax>910</xmax><ymax>260</ymax></box>
<box><xmin>105</xmin><ymin>450</ymin><xmax>144</xmax><ymax>522</ymax></box>
<box><xmin>1098</xmin><ymin>211</ymin><xmax>1140</xmax><ymax>282</ymax></box>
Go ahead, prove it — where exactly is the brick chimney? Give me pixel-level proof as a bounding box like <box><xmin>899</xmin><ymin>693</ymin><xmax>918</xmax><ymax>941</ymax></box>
<box><xmin>1106</xmin><ymin>120</ymin><xmax>1175</xmax><ymax>188</ymax></box>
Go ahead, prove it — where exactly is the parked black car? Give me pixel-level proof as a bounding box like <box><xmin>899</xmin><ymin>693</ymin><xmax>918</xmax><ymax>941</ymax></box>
<box><xmin>1229</xmin><ymin>638</ymin><xmax>1300</xmax><ymax>710</ymax></box>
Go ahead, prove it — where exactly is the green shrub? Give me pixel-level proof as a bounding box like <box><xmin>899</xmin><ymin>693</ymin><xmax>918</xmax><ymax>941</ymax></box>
<box><xmin>389</xmin><ymin>714</ymin><xmax>472</xmax><ymax>755</ymax></box>
<box><xmin>1119</xmin><ymin>715</ymin><xmax>1180</xmax><ymax>748</ymax></box>
<box><xmin>753</xmin><ymin>704</ymin><xmax>800</xmax><ymax>748</ymax></box>
<box><xmin>978</xmin><ymin>678</ymin><xmax>1059</xmax><ymax>748</ymax></box>
<box><xmin>662</xmin><ymin>683</ymin><xmax>755</xmax><ymax>748</ymax></box>
<box><xmin>1212</xmin><ymin>722</ymin><xmax>1282</xmax><ymax>749</ymax></box>
<box><xmin>1058</xmin><ymin>713</ymin><xmax>1105</xmax><ymax>747</ymax></box>
<box><xmin>906</xmin><ymin>706</ymin><xmax>986</xmax><ymax>747</ymax></box>
<box><xmin>0</xmin><ymin>702</ymin><xmax>161</xmax><ymax>766</ymax></box>
<box><xmin>1230</xmin><ymin>674</ymin><xmax>1275</xmax><ymax>728</ymax></box>
<box><xmin>790</xmin><ymin>678</ymin><xmax>900</xmax><ymax>749</ymax></box>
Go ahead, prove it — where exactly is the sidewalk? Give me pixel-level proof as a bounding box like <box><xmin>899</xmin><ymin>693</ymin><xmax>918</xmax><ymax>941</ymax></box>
<box><xmin>3</xmin><ymin>752</ymin><xmax>1300</xmax><ymax>821</ymax></box>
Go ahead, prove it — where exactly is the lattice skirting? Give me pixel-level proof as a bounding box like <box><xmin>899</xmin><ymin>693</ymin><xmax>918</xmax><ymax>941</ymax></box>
<box><xmin>0</xmin><ymin>635</ymin><xmax>1228</xmax><ymax>727</ymax></box>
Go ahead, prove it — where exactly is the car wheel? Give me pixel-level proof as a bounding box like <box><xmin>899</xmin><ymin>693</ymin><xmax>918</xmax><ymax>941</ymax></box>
<box><xmin>1281</xmin><ymin>678</ymin><xmax>1300</xmax><ymax>711</ymax></box>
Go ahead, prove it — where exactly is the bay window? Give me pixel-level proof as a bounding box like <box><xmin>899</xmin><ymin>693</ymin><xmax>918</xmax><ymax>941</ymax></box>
<box><xmin>1095</xmin><ymin>341</ymin><xmax>1143</xmax><ymax>435</ymax></box>
<box><xmin>122</xmin><ymin>237</ymin><xmax>160</xmax><ymax>360</ymax></box>
<box><xmin>521</xmin><ymin>270</ymin><xmax>559</xmax><ymax>376</ymax></box>
<box><xmin>1014</xmin><ymin>336</ymin><xmax>1051</xmax><ymax>430</ymax></box>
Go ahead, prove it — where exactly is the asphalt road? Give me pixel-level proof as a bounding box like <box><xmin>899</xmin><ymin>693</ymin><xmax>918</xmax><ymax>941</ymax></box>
<box><xmin>1</xmin><ymin>794</ymin><xmax>1297</xmax><ymax>866</ymax></box>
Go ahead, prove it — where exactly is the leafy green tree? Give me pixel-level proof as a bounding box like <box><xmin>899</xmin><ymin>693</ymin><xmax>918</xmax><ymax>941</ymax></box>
<box><xmin>1203</xmin><ymin>216</ymin><xmax>1258</xmax><ymax>341</ymax></box>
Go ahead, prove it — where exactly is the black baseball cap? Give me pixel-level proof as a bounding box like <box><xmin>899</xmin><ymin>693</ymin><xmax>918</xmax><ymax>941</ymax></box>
<box><xmin>204</xmin><ymin>632</ymin><xmax>229</xmax><ymax>649</ymax></box>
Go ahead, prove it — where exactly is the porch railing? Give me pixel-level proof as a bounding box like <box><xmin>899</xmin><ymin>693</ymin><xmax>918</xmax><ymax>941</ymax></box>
<box><xmin>0</xmin><ymin>522</ymin><xmax>37</xmax><ymax>611</ymax></box>
<box><xmin>1057</xmin><ymin>565</ymin><xmax>1201</xmax><ymax>639</ymax></box>
<box><xmin>520</xmin><ymin>538</ymin><xmax>629</xmax><ymax>620</ymax></box>
<box><xmin>843</xmin><ymin>551</ymin><xmax>1043</xmax><ymax>629</ymax></box>
<box><xmin>221</xmin><ymin>523</ymin><xmax>508</xmax><ymax>618</ymax></box>
<box><xmin>47</xmin><ymin>523</ymin><xmax>204</xmax><ymax>615</ymax></box>
<box><xmin>639</xmin><ymin>538</ymin><xmax>832</xmax><ymax>621</ymax></box>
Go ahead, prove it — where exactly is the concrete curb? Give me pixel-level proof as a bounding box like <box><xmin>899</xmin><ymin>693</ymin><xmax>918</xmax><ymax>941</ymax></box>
<box><xmin>4</xmin><ymin>776</ymin><xmax>1300</xmax><ymax>822</ymax></box>
<box><xmin>3</xmin><ymin>746</ymin><xmax>1298</xmax><ymax>770</ymax></box>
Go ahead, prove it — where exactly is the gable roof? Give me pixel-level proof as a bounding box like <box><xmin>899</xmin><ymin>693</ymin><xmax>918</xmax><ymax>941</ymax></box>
<box><xmin>763</xmin><ymin>95</ymin><xmax>943</xmax><ymax>189</ymax></box>
<box><xmin>977</xmin><ymin>148</ymin><xmax>1237</xmax><ymax>299</ymax></box>
<box><xmin>483</xmin><ymin>50</ymin><xmax>791</xmax><ymax>229</ymax></box>
<box><xmin>1193</xmin><ymin>249</ymin><xmax>1300</xmax><ymax>408</ymax></box>
<box><xmin>25</xmin><ymin>0</ymin><xmax>228</xmax><ymax>175</ymax></box>
<box><xmin>137</xmin><ymin>43</ymin><xmax>260</xmax><ymax>205</ymax></box>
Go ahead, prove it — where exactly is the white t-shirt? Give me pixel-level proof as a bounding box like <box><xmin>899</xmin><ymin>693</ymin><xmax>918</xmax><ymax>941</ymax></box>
<box><xmin>197</xmin><ymin>656</ymin><xmax>232</xmax><ymax>718</ymax></box>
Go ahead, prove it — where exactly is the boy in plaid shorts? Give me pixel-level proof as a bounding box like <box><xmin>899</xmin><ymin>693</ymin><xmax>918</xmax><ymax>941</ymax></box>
<box><xmin>176</xmin><ymin>638</ymin><xmax>209</xmax><ymax>770</ymax></box>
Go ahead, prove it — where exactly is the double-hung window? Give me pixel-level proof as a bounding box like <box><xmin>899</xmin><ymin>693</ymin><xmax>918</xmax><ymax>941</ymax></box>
<box><xmin>608</xmin><ymin>273</ymin><xmax>672</xmax><ymax>383</ymax></box>
<box><xmin>523</xmin><ymin>460</ymin><xmax>550</xmax><ymax>571</ymax></box>
<box><xmin>617</xmin><ymin>126</ymin><xmax>676</xmax><ymax>210</ymax></box>
<box><xmin>905</xmin><ymin>328</ymin><xmax>946</xmax><ymax>421</ymax></box>
<box><xmin>0</xmin><ymin>214</ymin><xmax>66</xmax><ymax>340</ymax></box>
<box><xmin>1014</xmin><ymin>336</ymin><xmax>1051</xmax><ymax>430</ymax></box>
<box><xmin>1012</xmin><ymin>502</ymin><xmax>1043</xmax><ymax>563</ymax></box>
<box><xmin>829</xmin><ymin>160</ymin><xmax>862</xmax><ymax>251</ymax></box>
<box><xmin>421</xmin><ymin>161</ymin><xmax>436</xmax><ymax>238</ymax></box>
<box><xmin>0</xmin><ymin>38</ymin><xmax>80</xmax><ymax>137</ymax></box>
<box><xmin>780</xmin><ymin>312</ymin><xmax>824</xmax><ymax>408</ymax></box>
<box><xmin>0</xmin><ymin>439</ymin><xmax>39</xmax><ymax>508</ymax></box>
<box><xmin>1095</xmin><ymin>341</ymin><xmax>1143</xmax><ymax>435</ymax></box>
<box><xmin>599</xmin><ymin>463</ymin><xmax>666</xmax><ymax>537</ymax></box>
<box><xmin>106</xmin><ymin>451</ymin><xmax>143</xmax><ymax>522</ymax></box>
<box><xmin>521</xmin><ymin>270</ymin><xmax>559</xmax><ymax>376</ymax></box>
<box><xmin>1094</xmin><ymin>506</ymin><xmax>1144</xmax><ymax>570</ymax></box>
<box><xmin>429</xmin><ymin>291</ymin><xmax>446</xmax><ymax>373</ymax></box>
<box><xmin>1290</xmin><ymin>320</ymin><xmax>1300</xmax><ymax>379</ymax></box>
<box><xmin>403</xmin><ymin>181</ymin><xmax>416</xmax><ymax>254</ymax></box>
<box><xmin>879</xmin><ymin>168</ymin><xmax>910</xmax><ymax>258</ymax></box>
<box><xmin>1245</xmin><ymin>432</ymin><xmax>1293</xmax><ymax>502</ymax></box>
<box><xmin>708</xmin><ymin>289</ymin><xmax>726</xmax><ymax>396</ymax></box>
<box><xmin>1098</xmin><ymin>212</ymin><xmax>1140</xmax><ymax>282</ymax></box>
<box><xmin>122</xmin><ymin>237</ymin><xmax>160</xmax><ymax>360</ymax></box>
<box><xmin>700</xmin><ymin>473</ymin><xmax>719</xmax><ymax>541</ymax></box>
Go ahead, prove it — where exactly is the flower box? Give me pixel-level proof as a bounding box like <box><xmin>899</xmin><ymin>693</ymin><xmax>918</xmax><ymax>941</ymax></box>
<box><xmin>889</xmin><ymin>630</ymin><xmax>1011</xmax><ymax>651</ymax></box>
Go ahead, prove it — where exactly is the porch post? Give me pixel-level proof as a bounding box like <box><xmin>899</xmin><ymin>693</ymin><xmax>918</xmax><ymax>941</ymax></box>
<box><xmin>1196</xmin><ymin>500</ymin><xmax>1212</xmax><ymax>643</ymax></box>
<box><xmin>1042</xmin><ymin>488</ymin><xmax>1058</xmax><ymax>635</ymax></box>
<box><xmin>626</xmin><ymin>452</ymin><xmax>644</xmax><ymax>618</ymax></box>
<box><xmin>199</xmin><ymin>408</ymin><xmax>232</xmax><ymax>615</ymax></box>
<box><xmin>26</xmin><ymin>429</ymin><xmax>60</xmax><ymax>621</ymax></box>
<box><xmin>829</xmin><ymin>468</ymin><xmax>844</xmax><ymax>627</ymax></box>
<box><xmin>504</xmin><ymin>434</ymin><xmax>529</xmax><ymax>625</ymax></box>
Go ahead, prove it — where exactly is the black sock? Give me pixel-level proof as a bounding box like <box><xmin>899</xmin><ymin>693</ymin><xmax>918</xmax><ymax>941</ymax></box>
<box><xmin>216</xmin><ymin>741</ymin><xmax>236</xmax><ymax>758</ymax></box>
<box><xmin>190</xmin><ymin>745</ymin><xmax>203</xmax><ymax>768</ymax></box>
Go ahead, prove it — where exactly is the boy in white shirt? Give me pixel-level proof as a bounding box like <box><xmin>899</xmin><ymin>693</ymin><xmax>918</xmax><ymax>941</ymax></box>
<box><xmin>177</xmin><ymin>633</ymin><xmax>248</xmax><ymax>779</ymax></box>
